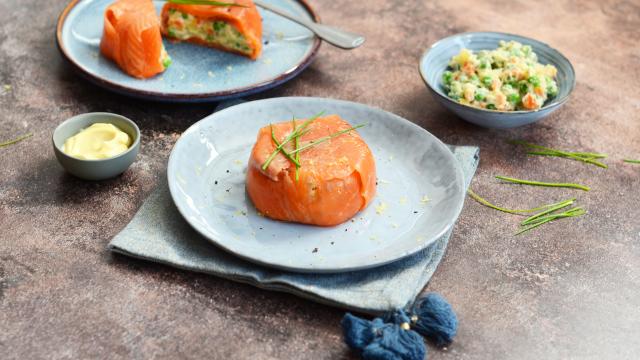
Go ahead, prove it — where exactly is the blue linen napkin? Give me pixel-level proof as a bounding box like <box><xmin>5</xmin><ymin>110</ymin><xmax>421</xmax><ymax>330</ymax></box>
<box><xmin>108</xmin><ymin>143</ymin><xmax>478</xmax><ymax>315</ymax></box>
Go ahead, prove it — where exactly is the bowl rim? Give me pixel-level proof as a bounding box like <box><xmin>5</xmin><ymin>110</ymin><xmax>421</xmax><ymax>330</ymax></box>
<box><xmin>418</xmin><ymin>31</ymin><xmax>576</xmax><ymax>115</ymax></box>
<box><xmin>52</xmin><ymin>112</ymin><xmax>141</xmax><ymax>162</ymax></box>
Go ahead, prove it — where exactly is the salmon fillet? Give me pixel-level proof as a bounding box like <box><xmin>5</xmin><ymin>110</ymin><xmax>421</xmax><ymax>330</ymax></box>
<box><xmin>160</xmin><ymin>0</ymin><xmax>262</xmax><ymax>60</ymax></box>
<box><xmin>100</xmin><ymin>0</ymin><xmax>170</xmax><ymax>79</ymax></box>
<box><xmin>246</xmin><ymin>115</ymin><xmax>376</xmax><ymax>226</ymax></box>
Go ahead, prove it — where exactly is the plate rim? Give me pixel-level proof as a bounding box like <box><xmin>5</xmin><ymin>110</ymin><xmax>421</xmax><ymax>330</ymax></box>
<box><xmin>167</xmin><ymin>96</ymin><xmax>467</xmax><ymax>273</ymax></box>
<box><xmin>55</xmin><ymin>0</ymin><xmax>322</xmax><ymax>102</ymax></box>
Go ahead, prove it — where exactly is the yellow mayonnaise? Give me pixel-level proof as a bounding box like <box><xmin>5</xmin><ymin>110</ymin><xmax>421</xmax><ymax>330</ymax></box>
<box><xmin>63</xmin><ymin>123</ymin><xmax>131</xmax><ymax>160</ymax></box>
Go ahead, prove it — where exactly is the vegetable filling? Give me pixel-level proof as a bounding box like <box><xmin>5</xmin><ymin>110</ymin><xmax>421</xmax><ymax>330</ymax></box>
<box><xmin>160</xmin><ymin>47</ymin><xmax>172</xmax><ymax>69</ymax></box>
<box><xmin>442</xmin><ymin>41</ymin><xmax>558</xmax><ymax>111</ymax></box>
<box><xmin>166</xmin><ymin>9</ymin><xmax>251</xmax><ymax>54</ymax></box>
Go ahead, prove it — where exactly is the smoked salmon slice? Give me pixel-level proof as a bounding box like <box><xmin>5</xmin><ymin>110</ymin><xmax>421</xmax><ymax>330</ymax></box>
<box><xmin>161</xmin><ymin>0</ymin><xmax>262</xmax><ymax>60</ymax></box>
<box><xmin>100</xmin><ymin>0</ymin><xmax>171</xmax><ymax>79</ymax></box>
<box><xmin>246</xmin><ymin>115</ymin><xmax>377</xmax><ymax>226</ymax></box>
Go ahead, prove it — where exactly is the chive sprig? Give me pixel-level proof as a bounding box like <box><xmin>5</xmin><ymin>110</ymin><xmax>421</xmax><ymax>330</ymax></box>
<box><xmin>261</xmin><ymin>111</ymin><xmax>324</xmax><ymax>171</ymax></box>
<box><xmin>515</xmin><ymin>207</ymin><xmax>586</xmax><ymax>235</ymax></box>
<box><xmin>495</xmin><ymin>175</ymin><xmax>590</xmax><ymax>191</ymax></box>
<box><xmin>0</xmin><ymin>133</ymin><xmax>32</xmax><ymax>148</ymax></box>
<box><xmin>167</xmin><ymin>0</ymin><xmax>248</xmax><ymax>7</ymax></box>
<box><xmin>287</xmin><ymin>124</ymin><xmax>367</xmax><ymax>156</ymax></box>
<box><xmin>468</xmin><ymin>190</ymin><xmax>585</xmax><ymax>235</ymax></box>
<box><xmin>509</xmin><ymin>140</ymin><xmax>608</xmax><ymax>168</ymax></box>
<box><xmin>520</xmin><ymin>199</ymin><xmax>576</xmax><ymax>225</ymax></box>
<box><xmin>467</xmin><ymin>189</ymin><xmax>574</xmax><ymax>215</ymax></box>
<box><xmin>261</xmin><ymin>112</ymin><xmax>366</xmax><ymax>181</ymax></box>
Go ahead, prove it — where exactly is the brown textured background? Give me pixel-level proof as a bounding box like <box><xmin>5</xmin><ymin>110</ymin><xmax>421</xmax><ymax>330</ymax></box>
<box><xmin>1</xmin><ymin>0</ymin><xmax>639</xmax><ymax>359</ymax></box>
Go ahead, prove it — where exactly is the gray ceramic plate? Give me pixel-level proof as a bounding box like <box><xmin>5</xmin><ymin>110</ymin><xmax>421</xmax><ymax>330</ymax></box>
<box><xmin>56</xmin><ymin>0</ymin><xmax>320</xmax><ymax>102</ymax></box>
<box><xmin>167</xmin><ymin>97</ymin><xmax>465</xmax><ymax>273</ymax></box>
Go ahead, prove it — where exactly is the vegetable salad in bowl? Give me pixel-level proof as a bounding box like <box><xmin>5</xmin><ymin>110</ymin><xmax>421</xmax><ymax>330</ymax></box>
<box><xmin>442</xmin><ymin>41</ymin><xmax>558</xmax><ymax>111</ymax></box>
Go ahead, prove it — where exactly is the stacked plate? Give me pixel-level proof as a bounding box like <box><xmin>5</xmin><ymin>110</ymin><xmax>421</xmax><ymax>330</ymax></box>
<box><xmin>167</xmin><ymin>97</ymin><xmax>466</xmax><ymax>273</ymax></box>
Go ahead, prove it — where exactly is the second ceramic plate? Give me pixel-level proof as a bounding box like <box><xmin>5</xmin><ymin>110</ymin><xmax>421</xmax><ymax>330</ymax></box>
<box><xmin>168</xmin><ymin>97</ymin><xmax>465</xmax><ymax>273</ymax></box>
<box><xmin>56</xmin><ymin>0</ymin><xmax>321</xmax><ymax>102</ymax></box>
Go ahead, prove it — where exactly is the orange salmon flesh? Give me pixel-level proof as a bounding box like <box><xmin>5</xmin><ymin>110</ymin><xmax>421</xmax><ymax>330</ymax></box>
<box><xmin>100</xmin><ymin>0</ymin><xmax>168</xmax><ymax>79</ymax></box>
<box><xmin>246</xmin><ymin>115</ymin><xmax>377</xmax><ymax>226</ymax></box>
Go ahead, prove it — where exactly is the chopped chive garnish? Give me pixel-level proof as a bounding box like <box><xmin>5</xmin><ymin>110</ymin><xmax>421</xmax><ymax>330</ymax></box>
<box><xmin>467</xmin><ymin>189</ymin><xmax>574</xmax><ymax>215</ymax></box>
<box><xmin>288</xmin><ymin>124</ymin><xmax>367</xmax><ymax>156</ymax></box>
<box><xmin>261</xmin><ymin>111</ymin><xmax>324</xmax><ymax>171</ymax></box>
<box><xmin>292</xmin><ymin>116</ymin><xmax>301</xmax><ymax>181</ymax></box>
<box><xmin>261</xmin><ymin>113</ymin><xmax>366</xmax><ymax>183</ymax></box>
<box><xmin>167</xmin><ymin>0</ymin><xmax>248</xmax><ymax>7</ymax></box>
<box><xmin>623</xmin><ymin>159</ymin><xmax>640</xmax><ymax>164</ymax></box>
<box><xmin>509</xmin><ymin>140</ymin><xmax>608</xmax><ymax>168</ymax></box>
<box><xmin>496</xmin><ymin>175</ymin><xmax>590</xmax><ymax>191</ymax></box>
<box><xmin>0</xmin><ymin>132</ymin><xmax>32</xmax><ymax>148</ymax></box>
<box><xmin>270</xmin><ymin>124</ymin><xmax>300</xmax><ymax>167</ymax></box>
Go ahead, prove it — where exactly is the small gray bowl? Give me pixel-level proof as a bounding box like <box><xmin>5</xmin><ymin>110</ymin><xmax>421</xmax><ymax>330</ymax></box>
<box><xmin>52</xmin><ymin>112</ymin><xmax>140</xmax><ymax>180</ymax></box>
<box><xmin>419</xmin><ymin>32</ymin><xmax>575</xmax><ymax>129</ymax></box>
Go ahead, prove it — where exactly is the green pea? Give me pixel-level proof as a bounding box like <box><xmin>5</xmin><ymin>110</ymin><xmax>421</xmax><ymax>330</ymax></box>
<box><xmin>162</xmin><ymin>57</ymin><xmax>172</xmax><ymax>69</ymax></box>
<box><xmin>442</xmin><ymin>71</ymin><xmax>453</xmax><ymax>85</ymax></box>
<box><xmin>213</xmin><ymin>21</ymin><xmax>226</xmax><ymax>32</ymax></box>
<box><xmin>528</xmin><ymin>76</ymin><xmax>540</xmax><ymax>87</ymax></box>
<box><xmin>519</xmin><ymin>81</ymin><xmax>529</xmax><ymax>94</ymax></box>
<box><xmin>480</xmin><ymin>62</ymin><xmax>488</xmax><ymax>69</ymax></box>
<box><xmin>507</xmin><ymin>93</ymin><xmax>520</xmax><ymax>104</ymax></box>
<box><xmin>482</xmin><ymin>76</ymin><xmax>493</xmax><ymax>87</ymax></box>
<box><xmin>486</xmin><ymin>104</ymin><xmax>497</xmax><ymax>110</ymax></box>
<box><xmin>475</xmin><ymin>93</ymin><xmax>485</xmax><ymax>101</ymax></box>
<box><xmin>181</xmin><ymin>12</ymin><xmax>188</xmax><ymax>20</ymax></box>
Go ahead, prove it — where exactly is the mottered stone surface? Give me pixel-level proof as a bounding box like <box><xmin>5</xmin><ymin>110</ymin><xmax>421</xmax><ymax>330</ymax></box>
<box><xmin>1</xmin><ymin>0</ymin><xmax>639</xmax><ymax>359</ymax></box>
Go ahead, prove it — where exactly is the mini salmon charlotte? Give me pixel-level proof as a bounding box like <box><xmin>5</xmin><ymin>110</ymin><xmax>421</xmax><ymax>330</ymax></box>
<box><xmin>246</xmin><ymin>115</ymin><xmax>376</xmax><ymax>227</ymax></box>
<box><xmin>100</xmin><ymin>0</ymin><xmax>171</xmax><ymax>79</ymax></box>
<box><xmin>161</xmin><ymin>0</ymin><xmax>262</xmax><ymax>60</ymax></box>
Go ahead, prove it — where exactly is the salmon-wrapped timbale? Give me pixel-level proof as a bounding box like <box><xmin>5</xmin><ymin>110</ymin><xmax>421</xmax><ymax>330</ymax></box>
<box><xmin>161</xmin><ymin>0</ymin><xmax>262</xmax><ymax>60</ymax></box>
<box><xmin>247</xmin><ymin>115</ymin><xmax>376</xmax><ymax>226</ymax></box>
<box><xmin>100</xmin><ymin>0</ymin><xmax>171</xmax><ymax>79</ymax></box>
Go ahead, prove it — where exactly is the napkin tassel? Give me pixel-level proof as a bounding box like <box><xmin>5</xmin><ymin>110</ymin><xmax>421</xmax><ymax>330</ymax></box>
<box><xmin>341</xmin><ymin>292</ymin><xmax>458</xmax><ymax>360</ymax></box>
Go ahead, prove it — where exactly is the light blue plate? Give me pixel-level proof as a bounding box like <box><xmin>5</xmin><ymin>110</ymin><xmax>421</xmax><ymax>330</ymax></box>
<box><xmin>56</xmin><ymin>0</ymin><xmax>321</xmax><ymax>102</ymax></box>
<box><xmin>167</xmin><ymin>97</ymin><xmax>466</xmax><ymax>273</ymax></box>
<box><xmin>419</xmin><ymin>32</ymin><xmax>575</xmax><ymax>129</ymax></box>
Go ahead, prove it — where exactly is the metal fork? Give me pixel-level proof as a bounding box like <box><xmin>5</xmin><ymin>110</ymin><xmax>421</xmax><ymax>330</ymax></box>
<box><xmin>253</xmin><ymin>0</ymin><xmax>365</xmax><ymax>49</ymax></box>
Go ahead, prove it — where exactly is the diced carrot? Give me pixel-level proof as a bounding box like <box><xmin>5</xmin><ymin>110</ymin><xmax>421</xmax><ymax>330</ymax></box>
<box><xmin>462</xmin><ymin>62</ymin><xmax>475</xmax><ymax>76</ymax></box>
<box><xmin>522</xmin><ymin>93</ymin><xmax>539</xmax><ymax>110</ymax></box>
